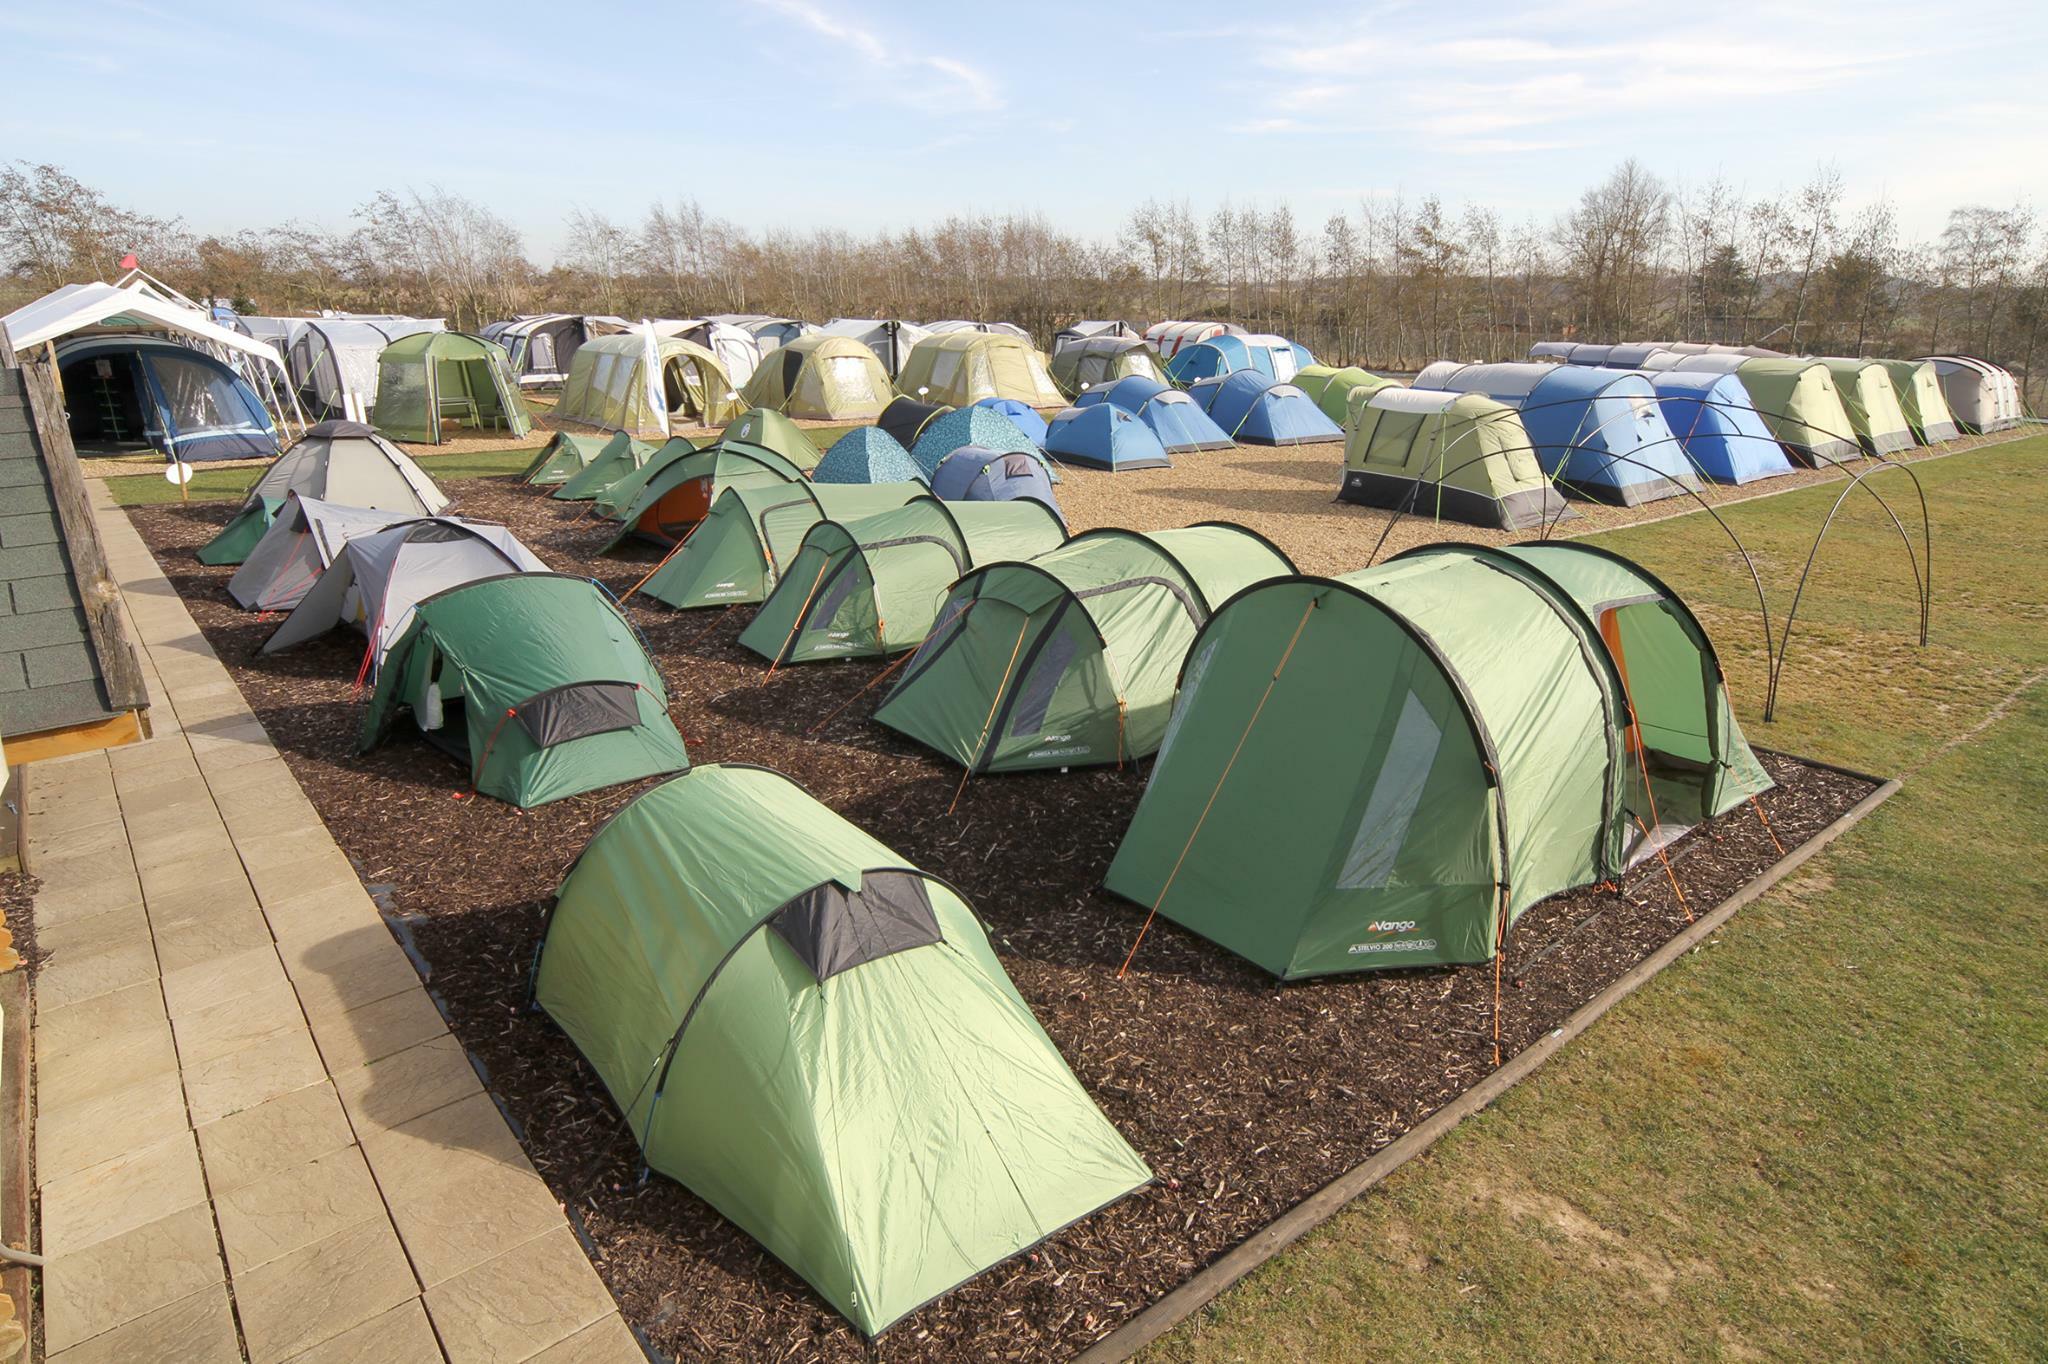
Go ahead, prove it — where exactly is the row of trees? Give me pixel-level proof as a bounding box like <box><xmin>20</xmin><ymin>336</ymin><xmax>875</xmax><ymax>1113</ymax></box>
<box><xmin>3</xmin><ymin>159</ymin><xmax>2041</xmax><ymax>404</ymax></box>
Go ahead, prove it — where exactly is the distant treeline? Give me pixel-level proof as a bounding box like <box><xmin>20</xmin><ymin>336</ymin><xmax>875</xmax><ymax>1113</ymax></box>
<box><xmin>3</xmin><ymin>158</ymin><xmax>2041</xmax><ymax>402</ymax></box>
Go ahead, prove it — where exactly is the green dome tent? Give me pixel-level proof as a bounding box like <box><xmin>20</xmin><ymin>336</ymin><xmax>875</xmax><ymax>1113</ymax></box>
<box><xmin>530</xmin><ymin>763</ymin><xmax>1151</xmax><ymax>1337</ymax></box>
<box><xmin>1733</xmin><ymin>359</ymin><xmax>1860</xmax><ymax>465</ymax></box>
<box><xmin>1339</xmin><ymin>389</ymin><xmax>1569</xmax><ymax>530</ymax></box>
<box><xmin>719</xmin><ymin>408</ymin><xmax>823</xmax><ymax>471</ymax></box>
<box><xmin>521</xmin><ymin>431</ymin><xmax>651</xmax><ymax>488</ymax></box>
<box><xmin>874</xmin><ymin>525</ymin><xmax>1295</xmax><ymax>773</ymax></box>
<box><xmin>359</xmin><ymin>573</ymin><xmax>689</xmax><ymax>808</ymax></box>
<box><xmin>1104</xmin><ymin>542</ymin><xmax>1770</xmax><ymax>978</ymax></box>
<box><xmin>738</xmin><ymin>334</ymin><xmax>895</xmax><ymax>420</ymax></box>
<box><xmin>1818</xmin><ymin>358</ymin><xmax>1915</xmax><ymax>455</ymax></box>
<box><xmin>1293</xmin><ymin>365</ymin><xmax>1396</xmax><ymax>426</ymax></box>
<box><xmin>551</xmin><ymin>432</ymin><xmax>666</xmax><ymax>502</ymax></box>
<box><xmin>739</xmin><ymin>496</ymin><xmax>1068</xmax><ymax>665</ymax></box>
<box><xmin>595</xmin><ymin>439</ymin><xmax>810</xmax><ymax>549</ymax></box>
<box><xmin>1873</xmin><ymin>359</ymin><xmax>1960</xmax><ymax>443</ymax></box>
<box><xmin>372</xmin><ymin>332</ymin><xmax>533</xmax><ymax>445</ymax></box>
<box><xmin>632</xmin><ymin>481</ymin><xmax>925</xmax><ymax>609</ymax></box>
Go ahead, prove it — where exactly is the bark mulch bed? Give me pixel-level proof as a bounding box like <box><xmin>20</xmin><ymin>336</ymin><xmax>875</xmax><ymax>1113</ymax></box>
<box><xmin>130</xmin><ymin>482</ymin><xmax>1875</xmax><ymax>1364</ymax></box>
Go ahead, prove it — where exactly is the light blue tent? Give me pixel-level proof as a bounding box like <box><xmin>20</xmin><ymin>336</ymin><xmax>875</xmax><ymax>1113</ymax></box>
<box><xmin>973</xmin><ymin>397</ymin><xmax>1049</xmax><ymax>446</ymax></box>
<box><xmin>1076</xmin><ymin>377</ymin><xmax>1233</xmax><ymax>453</ymax></box>
<box><xmin>814</xmin><ymin>427</ymin><xmax>928</xmax><ymax>486</ymax></box>
<box><xmin>1044</xmin><ymin>405</ymin><xmax>1172</xmax><ymax>471</ymax></box>
<box><xmin>1412</xmin><ymin>362</ymin><xmax>1700</xmax><ymax>506</ymax></box>
<box><xmin>1641</xmin><ymin>370</ymin><xmax>1795</xmax><ymax>485</ymax></box>
<box><xmin>1188</xmin><ymin>372</ymin><xmax>1343</xmax><ymax>446</ymax></box>
<box><xmin>909</xmin><ymin>406</ymin><xmax>1049</xmax><ymax>479</ymax></box>
<box><xmin>1163</xmin><ymin>333</ymin><xmax>1316</xmax><ymax>385</ymax></box>
<box><xmin>931</xmin><ymin>446</ymin><xmax>1064</xmax><ymax>522</ymax></box>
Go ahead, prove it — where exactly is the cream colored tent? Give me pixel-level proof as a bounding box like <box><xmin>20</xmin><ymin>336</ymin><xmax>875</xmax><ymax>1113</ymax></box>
<box><xmin>555</xmin><ymin>331</ymin><xmax>743</xmax><ymax>435</ymax></box>
<box><xmin>740</xmin><ymin>334</ymin><xmax>895</xmax><ymax>420</ymax></box>
<box><xmin>895</xmin><ymin>332</ymin><xmax>1063</xmax><ymax>408</ymax></box>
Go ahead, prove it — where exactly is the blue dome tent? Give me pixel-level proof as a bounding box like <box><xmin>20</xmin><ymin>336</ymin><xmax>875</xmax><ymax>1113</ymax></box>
<box><xmin>1044</xmin><ymin>404</ymin><xmax>1172</xmax><ymax>471</ymax></box>
<box><xmin>1188</xmin><ymin>372</ymin><xmax>1343</xmax><ymax>446</ymax></box>
<box><xmin>813</xmin><ymin>427</ymin><xmax>927</xmax><ymax>485</ymax></box>
<box><xmin>1411</xmin><ymin>362</ymin><xmax>1700</xmax><ymax>506</ymax></box>
<box><xmin>909</xmin><ymin>406</ymin><xmax>1050</xmax><ymax>479</ymax></box>
<box><xmin>973</xmin><ymin>396</ymin><xmax>1049</xmax><ymax>446</ymax></box>
<box><xmin>931</xmin><ymin>446</ymin><xmax>1064</xmax><ymax>522</ymax></box>
<box><xmin>1163</xmin><ymin>333</ymin><xmax>1316</xmax><ymax>385</ymax></box>
<box><xmin>55</xmin><ymin>337</ymin><xmax>280</xmax><ymax>462</ymax></box>
<box><xmin>1643</xmin><ymin>370</ymin><xmax>1795</xmax><ymax>485</ymax></box>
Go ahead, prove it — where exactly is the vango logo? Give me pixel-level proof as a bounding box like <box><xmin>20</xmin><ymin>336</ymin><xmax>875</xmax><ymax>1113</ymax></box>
<box><xmin>1367</xmin><ymin>920</ymin><xmax>1419</xmax><ymax>934</ymax></box>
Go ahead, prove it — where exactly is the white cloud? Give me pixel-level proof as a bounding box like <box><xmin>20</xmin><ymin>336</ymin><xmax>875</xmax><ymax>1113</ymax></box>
<box><xmin>748</xmin><ymin>0</ymin><xmax>1003</xmax><ymax>112</ymax></box>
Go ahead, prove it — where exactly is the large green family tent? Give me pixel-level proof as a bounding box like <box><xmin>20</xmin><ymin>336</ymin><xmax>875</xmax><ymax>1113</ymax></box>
<box><xmin>633</xmin><ymin>482</ymin><xmax>925</xmax><ymax>609</ymax></box>
<box><xmin>738</xmin><ymin>334</ymin><xmax>896</xmax><ymax>420</ymax></box>
<box><xmin>359</xmin><ymin>573</ymin><xmax>688</xmax><ymax>808</ymax></box>
<box><xmin>1731</xmin><ymin>358</ymin><xmax>1861</xmax><ymax>465</ymax></box>
<box><xmin>1819</xmin><ymin>359</ymin><xmax>1914</xmax><ymax>455</ymax></box>
<box><xmin>552</xmin><ymin>432</ymin><xmax>664</xmax><ymax>502</ymax></box>
<box><xmin>226</xmin><ymin>496</ymin><xmax>414</xmax><ymax>611</ymax></box>
<box><xmin>1293</xmin><ymin>365</ymin><xmax>1397</xmax><ymax>427</ymax></box>
<box><xmin>529</xmin><ymin>763</ymin><xmax>1151</xmax><ymax>1337</ymax></box>
<box><xmin>596</xmin><ymin>440</ymin><xmax>810</xmax><ymax>549</ymax></box>
<box><xmin>719</xmin><ymin>408</ymin><xmax>822</xmax><ymax>471</ymax></box>
<box><xmin>521</xmin><ymin>431</ymin><xmax>651</xmax><ymax>488</ymax></box>
<box><xmin>1104</xmin><ymin>542</ymin><xmax>1770</xmax><ymax>978</ymax></box>
<box><xmin>1873</xmin><ymin>360</ymin><xmax>1960</xmax><ymax>443</ymax></box>
<box><xmin>739</xmin><ymin>496</ymin><xmax>1068</xmax><ymax>665</ymax></box>
<box><xmin>896</xmin><ymin>332</ymin><xmax>1065</xmax><ymax>409</ymax></box>
<box><xmin>198</xmin><ymin>420</ymin><xmax>448</xmax><ymax>565</ymax></box>
<box><xmin>553</xmin><ymin>332</ymin><xmax>743</xmax><ymax>434</ymax></box>
<box><xmin>372</xmin><ymin>332</ymin><xmax>533</xmax><ymax>445</ymax></box>
<box><xmin>1338</xmin><ymin>389</ymin><xmax>1569</xmax><ymax>530</ymax></box>
<box><xmin>1049</xmin><ymin>336</ymin><xmax>1166</xmax><ymax>397</ymax></box>
<box><xmin>874</xmin><ymin>525</ymin><xmax>1295</xmax><ymax>772</ymax></box>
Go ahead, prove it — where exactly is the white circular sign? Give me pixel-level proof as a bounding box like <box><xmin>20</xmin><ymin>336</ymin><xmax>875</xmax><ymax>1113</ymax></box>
<box><xmin>164</xmin><ymin>461</ymin><xmax>195</xmax><ymax>486</ymax></box>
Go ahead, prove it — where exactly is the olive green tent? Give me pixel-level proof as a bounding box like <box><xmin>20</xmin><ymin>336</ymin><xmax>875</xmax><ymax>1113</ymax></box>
<box><xmin>552</xmin><ymin>432</ymin><xmax>666</xmax><ymax>502</ymax></box>
<box><xmin>1873</xmin><ymin>359</ymin><xmax>1960</xmax><ymax>443</ymax></box>
<box><xmin>1293</xmin><ymin>365</ymin><xmax>1396</xmax><ymax>426</ymax></box>
<box><xmin>372</xmin><ymin>332</ymin><xmax>533</xmax><ymax>445</ymax></box>
<box><xmin>633</xmin><ymin>482</ymin><xmax>925</xmax><ymax>609</ymax></box>
<box><xmin>1734</xmin><ymin>359</ymin><xmax>1860</xmax><ymax>465</ymax></box>
<box><xmin>739</xmin><ymin>496</ymin><xmax>1068</xmax><ymax>665</ymax></box>
<box><xmin>522</xmin><ymin>431</ymin><xmax>651</xmax><ymax>488</ymax></box>
<box><xmin>554</xmin><ymin>332</ymin><xmax>743</xmax><ymax>434</ymax></box>
<box><xmin>359</xmin><ymin>573</ymin><xmax>688</xmax><ymax>808</ymax></box>
<box><xmin>719</xmin><ymin>408</ymin><xmax>822</xmax><ymax>471</ymax></box>
<box><xmin>530</xmin><ymin>763</ymin><xmax>1151</xmax><ymax>1337</ymax></box>
<box><xmin>595</xmin><ymin>440</ymin><xmax>810</xmax><ymax>549</ymax></box>
<box><xmin>1339</xmin><ymin>389</ymin><xmax>1569</xmax><ymax>530</ymax></box>
<box><xmin>1104</xmin><ymin>542</ymin><xmax>1769</xmax><ymax>977</ymax></box>
<box><xmin>895</xmin><ymin>332</ymin><xmax>1064</xmax><ymax>408</ymax></box>
<box><xmin>874</xmin><ymin>525</ymin><xmax>1296</xmax><ymax>772</ymax></box>
<box><xmin>1819</xmin><ymin>359</ymin><xmax>1914</xmax><ymax>454</ymax></box>
<box><xmin>1048</xmin><ymin>337</ymin><xmax>1166</xmax><ymax>397</ymax></box>
<box><xmin>738</xmin><ymin>334</ymin><xmax>895</xmax><ymax>420</ymax></box>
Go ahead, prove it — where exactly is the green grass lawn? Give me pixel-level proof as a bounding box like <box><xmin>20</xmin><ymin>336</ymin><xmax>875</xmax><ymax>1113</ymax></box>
<box><xmin>97</xmin><ymin>445</ymin><xmax>550</xmax><ymax>506</ymax></box>
<box><xmin>1153</xmin><ymin>437</ymin><xmax>2048</xmax><ymax>1361</ymax></box>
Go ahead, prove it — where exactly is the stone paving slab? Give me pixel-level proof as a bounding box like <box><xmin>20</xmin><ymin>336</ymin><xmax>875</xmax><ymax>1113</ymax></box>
<box><xmin>23</xmin><ymin>484</ymin><xmax>645</xmax><ymax>1362</ymax></box>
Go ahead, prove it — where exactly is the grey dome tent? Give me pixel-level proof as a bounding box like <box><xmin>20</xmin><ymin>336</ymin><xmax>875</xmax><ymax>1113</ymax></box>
<box><xmin>1052</xmin><ymin>320</ymin><xmax>1139</xmax><ymax>352</ymax></box>
<box><xmin>226</xmin><ymin>495</ymin><xmax>415</xmax><ymax>611</ymax></box>
<box><xmin>930</xmin><ymin>447</ymin><xmax>1063</xmax><ymax>519</ymax></box>
<box><xmin>260</xmin><ymin>517</ymin><xmax>548</xmax><ymax>675</ymax></box>
<box><xmin>197</xmin><ymin>420</ymin><xmax>447</xmax><ymax>565</ymax></box>
<box><xmin>819</xmin><ymin>318</ymin><xmax>933</xmax><ymax>380</ymax></box>
<box><xmin>481</xmin><ymin>314</ymin><xmax>623</xmax><ymax>388</ymax></box>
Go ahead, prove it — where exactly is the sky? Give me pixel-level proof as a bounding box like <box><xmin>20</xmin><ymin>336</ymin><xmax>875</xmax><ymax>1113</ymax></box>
<box><xmin>3</xmin><ymin>0</ymin><xmax>2044</xmax><ymax>264</ymax></box>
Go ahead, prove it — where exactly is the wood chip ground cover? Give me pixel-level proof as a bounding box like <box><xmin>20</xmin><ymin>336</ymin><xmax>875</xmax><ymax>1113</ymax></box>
<box><xmin>129</xmin><ymin>456</ymin><xmax>1875</xmax><ymax>1363</ymax></box>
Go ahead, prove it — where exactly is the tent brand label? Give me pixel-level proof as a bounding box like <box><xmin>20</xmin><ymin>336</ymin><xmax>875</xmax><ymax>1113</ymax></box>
<box><xmin>1348</xmin><ymin>937</ymin><xmax>1438</xmax><ymax>955</ymax></box>
<box><xmin>1367</xmin><ymin>920</ymin><xmax>1419</xmax><ymax>934</ymax></box>
<box><xmin>705</xmin><ymin>585</ymin><xmax>747</xmax><ymax>600</ymax></box>
<box><xmin>1026</xmin><ymin>743</ymin><xmax>1091</xmax><ymax>761</ymax></box>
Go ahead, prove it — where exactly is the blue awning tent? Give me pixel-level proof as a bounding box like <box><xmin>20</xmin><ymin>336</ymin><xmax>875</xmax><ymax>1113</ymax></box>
<box><xmin>909</xmin><ymin>406</ymin><xmax>1051</xmax><ymax>479</ymax></box>
<box><xmin>931</xmin><ymin>445</ymin><xmax>1064</xmax><ymax>522</ymax></box>
<box><xmin>56</xmin><ymin>336</ymin><xmax>280</xmax><ymax>462</ymax></box>
<box><xmin>1162</xmin><ymin>333</ymin><xmax>1316</xmax><ymax>385</ymax></box>
<box><xmin>813</xmin><ymin>427</ymin><xmax>927</xmax><ymax>485</ymax></box>
<box><xmin>1641</xmin><ymin>370</ymin><xmax>1796</xmax><ymax>485</ymax></box>
<box><xmin>1044</xmin><ymin>404</ymin><xmax>1172</xmax><ymax>471</ymax></box>
<box><xmin>1411</xmin><ymin>362</ymin><xmax>1700</xmax><ymax>506</ymax></box>
<box><xmin>1076</xmin><ymin>376</ymin><xmax>1233</xmax><ymax>452</ymax></box>
<box><xmin>973</xmin><ymin>396</ymin><xmax>1049</xmax><ymax>446</ymax></box>
<box><xmin>1188</xmin><ymin>371</ymin><xmax>1343</xmax><ymax>446</ymax></box>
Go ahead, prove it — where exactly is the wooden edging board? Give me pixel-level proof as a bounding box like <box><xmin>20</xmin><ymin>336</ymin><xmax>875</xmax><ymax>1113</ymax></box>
<box><xmin>1077</xmin><ymin>761</ymin><xmax>1902</xmax><ymax>1363</ymax></box>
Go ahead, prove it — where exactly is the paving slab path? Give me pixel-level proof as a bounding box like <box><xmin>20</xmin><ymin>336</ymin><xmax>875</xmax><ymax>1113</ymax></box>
<box><xmin>24</xmin><ymin>482</ymin><xmax>646</xmax><ymax>1362</ymax></box>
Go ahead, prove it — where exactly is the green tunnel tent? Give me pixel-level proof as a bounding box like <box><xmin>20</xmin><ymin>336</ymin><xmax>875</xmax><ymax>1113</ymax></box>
<box><xmin>198</xmin><ymin>420</ymin><xmax>449</xmax><ymax>565</ymax></box>
<box><xmin>595</xmin><ymin>440</ymin><xmax>811</xmax><ymax>549</ymax></box>
<box><xmin>739</xmin><ymin>496</ymin><xmax>1068</xmax><ymax>665</ymax></box>
<box><xmin>1873</xmin><ymin>360</ymin><xmax>1960</xmax><ymax>443</ymax></box>
<box><xmin>873</xmin><ymin>525</ymin><xmax>1296</xmax><ymax>773</ymax></box>
<box><xmin>1293</xmin><ymin>365</ymin><xmax>1397</xmax><ymax>427</ymax></box>
<box><xmin>1818</xmin><ymin>359</ymin><xmax>1915</xmax><ymax>455</ymax></box>
<box><xmin>372</xmin><ymin>331</ymin><xmax>533</xmax><ymax>445</ymax></box>
<box><xmin>551</xmin><ymin>432</ymin><xmax>665</xmax><ymax>502</ymax></box>
<box><xmin>719</xmin><ymin>408</ymin><xmax>823</xmax><ymax>472</ymax></box>
<box><xmin>359</xmin><ymin>573</ymin><xmax>688</xmax><ymax>808</ymax></box>
<box><xmin>1732</xmin><ymin>359</ymin><xmax>1861</xmax><ymax>465</ymax></box>
<box><xmin>522</xmin><ymin>431</ymin><xmax>651</xmax><ymax>488</ymax></box>
<box><xmin>1103</xmin><ymin>542</ymin><xmax>1770</xmax><ymax>978</ymax></box>
<box><xmin>632</xmin><ymin>481</ymin><xmax>925</xmax><ymax>609</ymax></box>
<box><xmin>1338</xmin><ymin>388</ymin><xmax>1570</xmax><ymax>530</ymax></box>
<box><xmin>530</xmin><ymin>764</ymin><xmax>1151</xmax><ymax>1337</ymax></box>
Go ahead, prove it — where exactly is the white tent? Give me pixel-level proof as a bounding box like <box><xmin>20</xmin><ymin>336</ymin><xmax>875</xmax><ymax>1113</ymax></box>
<box><xmin>926</xmin><ymin>320</ymin><xmax>1031</xmax><ymax>340</ymax></box>
<box><xmin>652</xmin><ymin>318</ymin><xmax>762</xmax><ymax>388</ymax></box>
<box><xmin>819</xmin><ymin>318</ymin><xmax>932</xmax><ymax>380</ymax></box>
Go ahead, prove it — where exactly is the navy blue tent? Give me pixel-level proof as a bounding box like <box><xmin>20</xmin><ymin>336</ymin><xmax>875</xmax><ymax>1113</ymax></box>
<box><xmin>974</xmin><ymin>397</ymin><xmax>1049</xmax><ymax>446</ymax></box>
<box><xmin>931</xmin><ymin>446</ymin><xmax>1064</xmax><ymax>522</ymax></box>
<box><xmin>1643</xmin><ymin>370</ymin><xmax>1795</xmax><ymax>485</ymax></box>
<box><xmin>1044</xmin><ymin>405</ymin><xmax>1172</xmax><ymax>471</ymax></box>
<box><xmin>813</xmin><ymin>427</ymin><xmax>928</xmax><ymax>485</ymax></box>
<box><xmin>910</xmin><ymin>406</ymin><xmax>1049</xmax><ymax>479</ymax></box>
<box><xmin>1188</xmin><ymin>372</ymin><xmax>1343</xmax><ymax>446</ymax></box>
<box><xmin>55</xmin><ymin>337</ymin><xmax>280</xmax><ymax>462</ymax></box>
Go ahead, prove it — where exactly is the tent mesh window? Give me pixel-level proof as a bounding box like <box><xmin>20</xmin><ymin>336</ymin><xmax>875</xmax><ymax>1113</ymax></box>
<box><xmin>512</xmin><ymin>681</ymin><xmax>643</xmax><ymax>746</ymax></box>
<box><xmin>768</xmin><ymin>871</ymin><xmax>944</xmax><ymax>982</ymax></box>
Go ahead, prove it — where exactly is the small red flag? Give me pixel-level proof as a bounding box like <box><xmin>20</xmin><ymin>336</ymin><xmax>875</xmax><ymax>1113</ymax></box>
<box><xmin>118</xmin><ymin>253</ymin><xmax>138</xmax><ymax>270</ymax></box>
